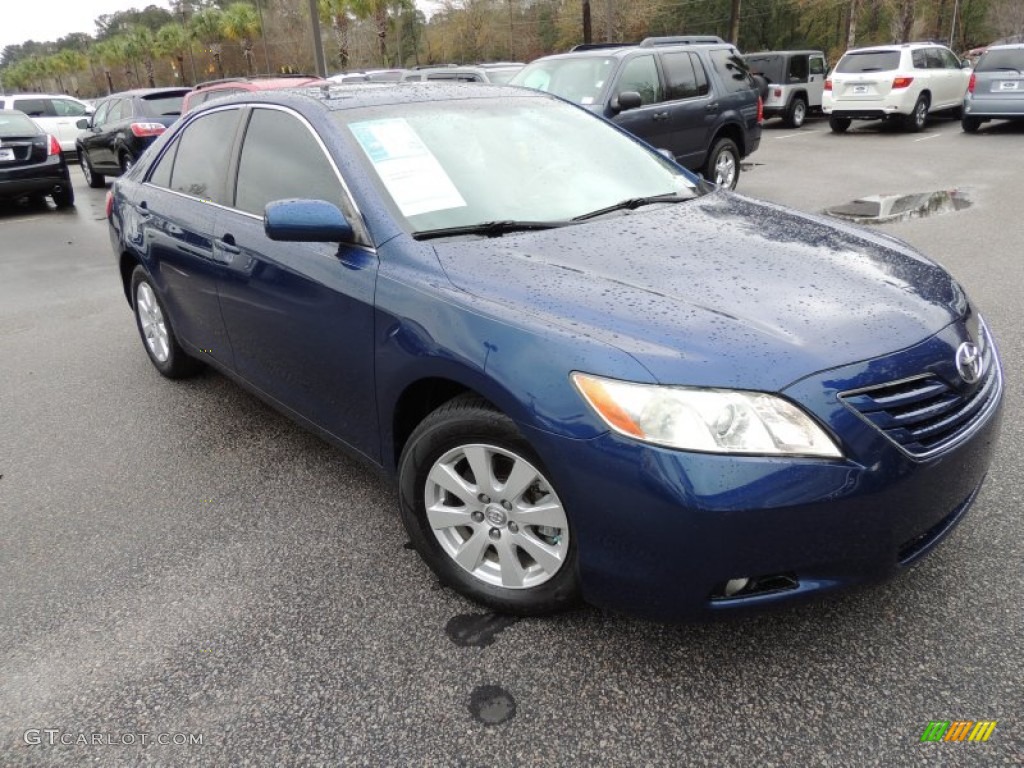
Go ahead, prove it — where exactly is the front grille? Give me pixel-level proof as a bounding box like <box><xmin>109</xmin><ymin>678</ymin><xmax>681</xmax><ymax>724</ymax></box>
<box><xmin>840</xmin><ymin>328</ymin><xmax>1000</xmax><ymax>458</ymax></box>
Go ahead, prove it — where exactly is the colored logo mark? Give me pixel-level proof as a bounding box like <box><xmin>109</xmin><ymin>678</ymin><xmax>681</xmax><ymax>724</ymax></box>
<box><xmin>920</xmin><ymin>720</ymin><xmax>997</xmax><ymax>742</ymax></box>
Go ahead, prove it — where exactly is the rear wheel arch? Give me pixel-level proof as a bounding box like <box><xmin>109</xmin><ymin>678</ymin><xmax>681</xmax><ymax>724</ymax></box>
<box><xmin>711</xmin><ymin>121</ymin><xmax>745</xmax><ymax>157</ymax></box>
<box><xmin>119</xmin><ymin>251</ymin><xmax>141</xmax><ymax>306</ymax></box>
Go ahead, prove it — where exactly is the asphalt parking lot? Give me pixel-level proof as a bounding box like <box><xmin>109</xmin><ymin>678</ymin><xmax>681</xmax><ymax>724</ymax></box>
<box><xmin>1</xmin><ymin>115</ymin><xmax>1022</xmax><ymax>766</ymax></box>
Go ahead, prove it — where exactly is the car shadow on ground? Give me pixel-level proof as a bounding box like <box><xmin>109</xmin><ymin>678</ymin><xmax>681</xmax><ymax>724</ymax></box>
<box><xmin>0</xmin><ymin>196</ymin><xmax>77</xmax><ymax>221</ymax></box>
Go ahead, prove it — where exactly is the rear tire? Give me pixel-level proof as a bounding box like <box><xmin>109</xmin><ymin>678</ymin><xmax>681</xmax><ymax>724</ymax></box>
<box><xmin>961</xmin><ymin>116</ymin><xmax>981</xmax><ymax>133</ymax></box>
<box><xmin>703</xmin><ymin>137</ymin><xmax>740</xmax><ymax>190</ymax></box>
<box><xmin>785</xmin><ymin>96</ymin><xmax>807</xmax><ymax>128</ymax></box>
<box><xmin>80</xmin><ymin>152</ymin><xmax>105</xmax><ymax>188</ymax></box>
<box><xmin>119</xmin><ymin>153</ymin><xmax>134</xmax><ymax>176</ymax></box>
<box><xmin>829</xmin><ymin>116</ymin><xmax>851</xmax><ymax>133</ymax></box>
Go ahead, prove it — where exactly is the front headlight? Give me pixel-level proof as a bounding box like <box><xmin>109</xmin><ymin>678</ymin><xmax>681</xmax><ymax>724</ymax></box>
<box><xmin>572</xmin><ymin>373</ymin><xmax>842</xmax><ymax>458</ymax></box>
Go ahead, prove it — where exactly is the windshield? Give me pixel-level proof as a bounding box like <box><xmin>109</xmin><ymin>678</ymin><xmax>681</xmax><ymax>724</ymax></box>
<box><xmin>0</xmin><ymin>111</ymin><xmax>41</xmax><ymax>137</ymax></box>
<box><xmin>509</xmin><ymin>57</ymin><xmax>616</xmax><ymax>106</ymax></box>
<box><xmin>836</xmin><ymin>51</ymin><xmax>901</xmax><ymax>73</ymax></box>
<box><xmin>976</xmin><ymin>49</ymin><xmax>1024</xmax><ymax>72</ymax></box>
<box><xmin>338</xmin><ymin>96</ymin><xmax>698</xmax><ymax>235</ymax></box>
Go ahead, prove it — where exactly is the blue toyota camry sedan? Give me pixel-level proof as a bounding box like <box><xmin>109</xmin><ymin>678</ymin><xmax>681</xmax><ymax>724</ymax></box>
<box><xmin>107</xmin><ymin>83</ymin><xmax>1003</xmax><ymax>621</ymax></box>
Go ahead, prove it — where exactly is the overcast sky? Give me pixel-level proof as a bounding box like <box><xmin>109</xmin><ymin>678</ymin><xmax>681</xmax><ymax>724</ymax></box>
<box><xmin>1</xmin><ymin>0</ymin><xmax>443</xmax><ymax>55</ymax></box>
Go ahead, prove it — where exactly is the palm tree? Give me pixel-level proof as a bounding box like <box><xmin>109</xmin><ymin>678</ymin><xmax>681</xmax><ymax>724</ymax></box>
<box><xmin>156</xmin><ymin>23</ymin><xmax>192</xmax><ymax>86</ymax></box>
<box><xmin>319</xmin><ymin>0</ymin><xmax>355</xmax><ymax>70</ymax></box>
<box><xmin>92</xmin><ymin>40</ymin><xmax>119</xmax><ymax>93</ymax></box>
<box><xmin>190</xmin><ymin>7</ymin><xmax>227</xmax><ymax>79</ymax></box>
<box><xmin>54</xmin><ymin>49</ymin><xmax>87</xmax><ymax>94</ymax></box>
<box><xmin>128</xmin><ymin>28</ymin><xmax>158</xmax><ymax>88</ymax></box>
<box><xmin>222</xmin><ymin>2</ymin><xmax>262</xmax><ymax>75</ymax></box>
<box><xmin>353</xmin><ymin>0</ymin><xmax>391</xmax><ymax>67</ymax></box>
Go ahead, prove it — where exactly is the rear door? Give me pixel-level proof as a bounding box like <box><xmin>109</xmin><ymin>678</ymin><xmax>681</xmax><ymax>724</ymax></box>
<box><xmin>657</xmin><ymin>50</ymin><xmax>715</xmax><ymax>168</ymax></box>
<box><xmin>134</xmin><ymin>106</ymin><xmax>244</xmax><ymax>362</ymax></box>
<box><xmin>215</xmin><ymin>106</ymin><xmax>380</xmax><ymax>459</ymax></box>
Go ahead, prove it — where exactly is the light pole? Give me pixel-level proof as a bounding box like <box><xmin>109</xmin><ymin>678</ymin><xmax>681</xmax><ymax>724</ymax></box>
<box><xmin>308</xmin><ymin>0</ymin><xmax>328</xmax><ymax>77</ymax></box>
<box><xmin>950</xmin><ymin>0</ymin><xmax>960</xmax><ymax>48</ymax></box>
<box><xmin>255</xmin><ymin>0</ymin><xmax>272</xmax><ymax>74</ymax></box>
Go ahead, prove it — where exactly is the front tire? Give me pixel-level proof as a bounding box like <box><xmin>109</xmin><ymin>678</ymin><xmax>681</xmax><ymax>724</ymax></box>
<box><xmin>904</xmin><ymin>95</ymin><xmax>929</xmax><ymax>132</ymax></box>
<box><xmin>398</xmin><ymin>395</ymin><xmax>579</xmax><ymax>615</ymax></box>
<box><xmin>829</xmin><ymin>116</ymin><xmax>851</xmax><ymax>133</ymax></box>
<box><xmin>130</xmin><ymin>266</ymin><xmax>201</xmax><ymax>379</ymax></box>
<box><xmin>703</xmin><ymin>137</ymin><xmax>740</xmax><ymax>190</ymax></box>
<box><xmin>79</xmin><ymin>151</ymin><xmax>105</xmax><ymax>188</ymax></box>
<box><xmin>785</xmin><ymin>96</ymin><xmax>807</xmax><ymax>128</ymax></box>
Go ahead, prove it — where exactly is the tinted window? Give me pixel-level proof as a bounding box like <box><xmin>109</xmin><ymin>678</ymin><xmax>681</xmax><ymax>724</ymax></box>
<box><xmin>52</xmin><ymin>98</ymin><xmax>88</xmax><ymax>117</ymax></box>
<box><xmin>924</xmin><ymin>49</ymin><xmax>945</xmax><ymax>69</ymax></box>
<box><xmin>234</xmin><ymin>108</ymin><xmax>345</xmax><ymax>217</ymax></box>
<box><xmin>788</xmin><ymin>55</ymin><xmax>809</xmax><ymax>81</ymax></box>
<box><xmin>661</xmin><ymin>52</ymin><xmax>701</xmax><ymax>100</ymax></box>
<box><xmin>617</xmin><ymin>55</ymin><xmax>662</xmax><ymax>104</ymax></box>
<box><xmin>809</xmin><ymin>56</ymin><xmax>826</xmax><ymax>75</ymax></box>
<box><xmin>976</xmin><ymin>48</ymin><xmax>1024</xmax><ymax>71</ymax></box>
<box><xmin>692</xmin><ymin>54</ymin><xmax>709</xmax><ymax>96</ymax></box>
<box><xmin>169</xmin><ymin>109</ymin><xmax>241</xmax><ymax>203</ymax></box>
<box><xmin>147</xmin><ymin>138</ymin><xmax>177</xmax><ymax>188</ymax></box>
<box><xmin>13</xmin><ymin>98</ymin><xmax>52</xmax><ymax>117</ymax></box>
<box><xmin>837</xmin><ymin>51</ymin><xmax>901</xmax><ymax>73</ymax></box>
<box><xmin>709</xmin><ymin>49</ymin><xmax>754</xmax><ymax>94</ymax></box>
<box><xmin>141</xmin><ymin>93</ymin><xmax>185</xmax><ymax>117</ymax></box>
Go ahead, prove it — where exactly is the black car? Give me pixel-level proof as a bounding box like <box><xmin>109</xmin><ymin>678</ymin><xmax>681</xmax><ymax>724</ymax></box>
<box><xmin>510</xmin><ymin>36</ymin><xmax>762</xmax><ymax>189</ymax></box>
<box><xmin>0</xmin><ymin>109</ymin><xmax>74</xmax><ymax>208</ymax></box>
<box><xmin>75</xmin><ymin>87</ymin><xmax>189</xmax><ymax>188</ymax></box>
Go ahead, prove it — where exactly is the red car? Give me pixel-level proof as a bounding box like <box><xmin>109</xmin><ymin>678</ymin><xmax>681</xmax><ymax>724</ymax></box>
<box><xmin>182</xmin><ymin>75</ymin><xmax>326</xmax><ymax>113</ymax></box>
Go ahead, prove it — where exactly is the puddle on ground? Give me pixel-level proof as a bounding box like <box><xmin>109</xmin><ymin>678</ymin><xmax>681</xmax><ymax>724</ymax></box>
<box><xmin>445</xmin><ymin>613</ymin><xmax>519</xmax><ymax>648</ymax></box>
<box><xmin>468</xmin><ymin>685</ymin><xmax>517</xmax><ymax>725</ymax></box>
<box><xmin>825</xmin><ymin>189</ymin><xmax>971</xmax><ymax>224</ymax></box>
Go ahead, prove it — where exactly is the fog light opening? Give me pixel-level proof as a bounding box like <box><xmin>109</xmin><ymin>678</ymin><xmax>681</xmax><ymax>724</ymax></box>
<box><xmin>710</xmin><ymin>572</ymin><xmax>799</xmax><ymax>601</ymax></box>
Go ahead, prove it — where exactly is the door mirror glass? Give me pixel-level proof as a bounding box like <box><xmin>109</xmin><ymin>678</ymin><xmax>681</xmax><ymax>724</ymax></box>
<box><xmin>264</xmin><ymin>199</ymin><xmax>354</xmax><ymax>243</ymax></box>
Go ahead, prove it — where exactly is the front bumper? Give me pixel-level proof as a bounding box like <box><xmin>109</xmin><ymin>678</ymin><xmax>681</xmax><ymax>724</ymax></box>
<box><xmin>525</xmin><ymin>325</ymin><xmax>1004</xmax><ymax>621</ymax></box>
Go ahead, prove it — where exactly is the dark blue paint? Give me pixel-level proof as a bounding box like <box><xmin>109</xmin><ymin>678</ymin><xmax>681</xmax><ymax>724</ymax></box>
<box><xmin>108</xmin><ymin>84</ymin><xmax>1004</xmax><ymax>620</ymax></box>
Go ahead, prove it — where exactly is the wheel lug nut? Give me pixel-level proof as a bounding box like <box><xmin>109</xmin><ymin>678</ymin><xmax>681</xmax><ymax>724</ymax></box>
<box><xmin>478</xmin><ymin>494</ymin><xmax>490</xmax><ymax>504</ymax></box>
<box><xmin>508</xmin><ymin>522</ymin><xmax>518</xmax><ymax>533</ymax></box>
<box><xmin>471</xmin><ymin>511</ymin><xmax>484</xmax><ymax>523</ymax></box>
<box><xmin>489</xmin><ymin>528</ymin><xmax>501</xmax><ymax>540</ymax></box>
<box><xmin>501</xmin><ymin>500</ymin><xmax>512</xmax><ymax>510</ymax></box>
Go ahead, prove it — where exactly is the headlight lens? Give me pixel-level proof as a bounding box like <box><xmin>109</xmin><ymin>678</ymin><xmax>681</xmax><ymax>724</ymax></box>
<box><xmin>572</xmin><ymin>373</ymin><xmax>842</xmax><ymax>458</ymax></box>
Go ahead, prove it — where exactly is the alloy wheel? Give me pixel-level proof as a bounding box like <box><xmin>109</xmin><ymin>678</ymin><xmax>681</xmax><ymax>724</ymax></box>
<box><xmin>136</xmin><ymin>282</ymin><xmax>170</xmax><ymax>363</ymax></box>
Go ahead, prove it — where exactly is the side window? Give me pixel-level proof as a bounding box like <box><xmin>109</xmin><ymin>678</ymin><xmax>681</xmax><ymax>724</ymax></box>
<box><xmin>234</xmin><ymin>108</ymin><xmax>347</xmax><ymax>218</ymax></box>
<box><xmin>809</xmin><ymin>56</ymin><xmax>826</xmax><ymax>75</ymax></box>
<box><xmin>912</xmin><ymin>50</ymin><xmax>928</xmax><ymax>69</ymax></box>
<box><xmin>169</xmin><ymin>109</ymin><xmax>242</xmax><ymax>203</ymax></box>
<box><xmin>147</xmin><ymin>138</ymin><xmax>178</xmax><ymax>188</ymax></box>
<box><xmin>691</xmin><ymin>53</ymin><xmax>710</xmax><ymax>96</ymax></box>
<box><xmin>788</xmin><ymin>55</ymin><xmax>809</xmax><ymax>82</ymax></box>
<box><xmin>53</xmin><ymin>99</ymin><xmax>87</xmax><ymax>117</ymax></box>
<box><xmin>925</xmin><ymin>48</ymin><xmax>944</xmax><ymax>69</ymax></box>
<box><xmin>709</xmin><ymin>49</ymin><xmax>754</xmax><ymax>94</ymax></box>
<box><xmin>106</xmin><ymin>100</ymin><xmax>128</xmax><ymax>123</ymax></box>
<box><xmin>92</xmin><ymin>101</ymin><xmax>111</xmax><ymax>127</ymax></box>
<box><xmin>13</xmin><ymin>98</ymin><xmax>53</xmax><ymax>117</ymax></box>
<box><xmin>617</xmin><ymin>55</ymin><xmax>663</xmax><ymax>105</ymax></box>
<box><xmin>661</xmin><ymin>52</ymin><xmax>700</xmax><ymax>100</ymax></box>
<box><xmin>939</xmin><ymin>48</ymin><xmax>960</xmax><ymax>69</ymax></box>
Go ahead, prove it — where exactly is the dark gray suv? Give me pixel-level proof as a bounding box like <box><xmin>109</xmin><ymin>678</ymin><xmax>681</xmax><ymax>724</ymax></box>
<box><xmin>510</xmin><ymin>37</ymin><xmax>762</xmax><ymax>188</ymax></box>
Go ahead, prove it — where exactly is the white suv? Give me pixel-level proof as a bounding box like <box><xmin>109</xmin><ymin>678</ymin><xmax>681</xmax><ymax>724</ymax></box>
<box><xmin>823</xmin><ymin>43</ymin><xmax>970</xmax><ymax>132</ymax></box>
<box><xmin>0</xmin><ymin>94</ymin><xmax>94</xmax><ymax>151</ymax></box>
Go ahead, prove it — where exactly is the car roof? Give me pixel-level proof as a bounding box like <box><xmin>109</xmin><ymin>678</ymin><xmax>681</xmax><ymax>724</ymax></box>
<box><xmin>190</xmin><ymin>82</ymin><xmax>540</xmax><ymax>115</ymax></box>
<box><xmin>1</xmin><ymin>93</ymin><xmax>88</xmax><ymax>100</ymax></box>
<box><xmin>537</xmin><ymin>40</ymin><xmax>737</xmax><ymax>63</ymax></box>
<box><xmin>102</xmin><ymin>87</ymin><xmax>191</xmax><ymax>98</ymax></box>
<box><xmin>844</xmin><ymin>42</ymin><xmax>951</xmax><ymax>54</ymax></box>
<box><xmin>192</xmin><ymin>75</ymin><xmax>324</xmax><ymax>91</ymax></box>
<box><xmin>745</xmin><ymin>50</ymin><xmax>824</xmax><ymax>57</ymax></box>
<box><xmin>985</xmin><ymin>43</ymin><xmax>1024</xmax><ymax>50</ymax></box>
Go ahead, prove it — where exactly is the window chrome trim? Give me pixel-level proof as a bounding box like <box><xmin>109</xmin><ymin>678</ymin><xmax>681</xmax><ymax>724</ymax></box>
<box><xmin>141</xmin><ymin>101</ymin><xmax>374</xmax><ymax>251</ymax></box>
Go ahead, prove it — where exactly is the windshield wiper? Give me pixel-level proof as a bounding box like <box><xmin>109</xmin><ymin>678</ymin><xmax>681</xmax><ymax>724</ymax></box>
<box><xmin>571</xmin><ymin>192</ymin><xmax>692</xmax><ymax>222</ymax></box>
<box><xmin>413</xmin><ymin>220</ymin><xmax>567</xmax><ymax>240</ymax></box>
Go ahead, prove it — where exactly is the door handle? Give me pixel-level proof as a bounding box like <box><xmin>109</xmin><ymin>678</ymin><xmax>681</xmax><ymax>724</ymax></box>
<box><xmin>136</xmin><ymin>200</ymin><xmax>151</xmax><ymax>218</ymax></box>
<box><xmin>215</xmin><ymin>235</ymin><xmax>240</xmax><ymax>255</ymax></box>
<box><xmin>705</xmin><ymin>103</ymin><xmax>720</xmax><ymax>112</ymax></box>
<box><xmin>652</xmin><ymin>111</ymin><xmax>670</xmax><ymax>121</ymax></box>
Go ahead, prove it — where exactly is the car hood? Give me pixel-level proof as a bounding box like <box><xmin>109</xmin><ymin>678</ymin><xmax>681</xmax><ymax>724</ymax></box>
<box><xmin>430</xmin><ymin>191</ymin><xmax>966</xmax><ymax>391</ymax></box>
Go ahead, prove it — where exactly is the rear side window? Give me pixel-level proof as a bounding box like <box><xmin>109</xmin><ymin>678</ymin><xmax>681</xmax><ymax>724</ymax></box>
<box><xmin>234</xmin><ymin>108</ymin><xmax>346</xmax><ymax>217</ymax></box>
<box><xmin>708</xmin><ymin>49</ymin><xmax>754</xmax><ymax>94</ymax></box>
<box><xmin>837</xmin><ymin>51</ymin><xmax>901</xmax><ymax>73</ymax></box>
<box><xmin>169</xmin><ymin>109</ymin><xmax>242</xmax><ymax>203</ymax></box>
<box><xmin>617</xmin><ymin>55</ymin><xmax>663</xmax><ymax>104</ymax></box>
<box><xmin>13</xmin><ymin>98</ymin><xmax>52</xmax><ymax>117</ymax></box>
<box><xmin>976</xmin><ymin>48</ymin><xmax>1024</xmax><ymax>71</ymax></box>
<box><xmin>661</xmin><ymin>52</ymin><xmax>702</xmax><ymax>99</ymax></box>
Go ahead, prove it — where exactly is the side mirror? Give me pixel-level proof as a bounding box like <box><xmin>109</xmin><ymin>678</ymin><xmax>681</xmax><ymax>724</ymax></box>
<box><xmin>614</xmin><ymin>91</ymin><xmax>643</xmax><ymax>113</ymax></box>
<box><xmin>264</xmin><ymin>199</ymin><xmax>354</xmax><ymax>243</ymax></box>
<box><xmin>76</xmin><ymin>118</ymin><xmax>90</xmax><ymax>129</ymax></box>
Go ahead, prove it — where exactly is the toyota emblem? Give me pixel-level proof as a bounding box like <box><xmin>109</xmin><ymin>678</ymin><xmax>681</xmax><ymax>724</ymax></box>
<box><xmin>955</xmin><ymin>342</ymin><xmax>983</xmax><ymax>384</ymax></box>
